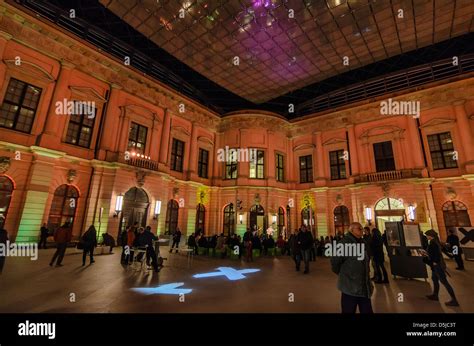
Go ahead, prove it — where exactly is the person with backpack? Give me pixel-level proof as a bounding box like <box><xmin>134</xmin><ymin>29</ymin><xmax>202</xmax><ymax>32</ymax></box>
<box><xmin>81</xmin><ymin>225</ymin><xmax>97</xmax><ymax>266</ymax></box>
<box><xmin>423</xmin><ymin>229</ymin><xmax>459</xmax><ymax>307</ymax></box>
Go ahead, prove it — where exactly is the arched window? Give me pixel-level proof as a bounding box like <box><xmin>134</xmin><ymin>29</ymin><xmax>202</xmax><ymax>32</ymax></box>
<box><xmin>48</xmin><ymin>184</ymin><xmax>79</xmax><ymax>232</ymax></box>
<box><xmin>0</xmin><ymin>176</ymin><xmax>13</xmax><ymax>228</ymax></box>
<box><xmin>375</xmin><ymin>197</ymin><xmax>404</xmax><ymax>210</ymax></box>
<box><xmin>301</xmin><ymin>207</ymin><xmax>315</xmax><ymax>227</ymax></box>
<box><xmin>165</xmin><ymin>199</ymin><xmax>179</xmax><ymax>235</ymax></box>
<box><xmin>119</xmin><ymin>187</ymin><xmax>150</xmax><ymax>235</ymax></box>
<box><xmin>196</xmin><ymin>203</ymin><xmax>205</xmax><ymax>234</ymax></box>
<box><xmin>443</xmin><ymin>201</ymin><xmax>471</xmax><ymax>228</ymax></box>
<box><xmin>249</xmin><ymin>204</ymin><xmax>265</xmax><ymax>232</ymax></box>
<box><xmin>223</xmin><ymin>203</ymin><xmax>235</xmax><ymax>236</ymax></box>
<box><xmin>334</xmin><ymin>205</ymin><xmax>350</xmax><ymax>235</ymax></box>
<box><xmin>277</xmin><ymin>207</ymin><xmax>285</xmax><ymax>236</ymax></box>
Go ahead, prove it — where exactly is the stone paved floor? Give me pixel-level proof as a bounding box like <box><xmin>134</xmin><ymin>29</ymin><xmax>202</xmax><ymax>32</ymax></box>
<box><xmin>0</xmin><ymin>246</ymin><xmax>472</xmax><ymax>313</ymax></box>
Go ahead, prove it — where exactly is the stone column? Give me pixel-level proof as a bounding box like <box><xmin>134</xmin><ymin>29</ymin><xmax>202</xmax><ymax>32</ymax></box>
<box><xmin>187</xmin><ymin>122</ymin><xmax>198</xmax><ymax>179</ymax></box>
<box><xmin>315</xmin><ymin>131</ymin><xmax>325</xmax><ymax>186</ymax></box>
<box><xmin>453</xmin><ymin>101</ymin><xmax>474</xmax><ymax>173</ymax></box>
<box><xmin>314</xmin><ymin>187</ymin><xmax>328</xmax><ymax>237</ymax></box>
<box><xmin>346</xmin><ymin>125</ymin><xmax>359</xmax><ymax>176</ymax></box>
<box><xmin>159</xmin><ymin>109</ymin><xmax>171</xmax><ymax>171</ymax></box>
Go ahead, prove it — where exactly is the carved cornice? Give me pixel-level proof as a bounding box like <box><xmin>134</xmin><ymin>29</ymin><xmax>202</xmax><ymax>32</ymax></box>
<box><xmin>4</xmin><ymin>59</ymin><xmax>55</xmax><ymax>82</ymax></box>
<box><xmin>69</xmin><ymin>86</ymin><xmax>107</xmax><ymax>103</ymax></box>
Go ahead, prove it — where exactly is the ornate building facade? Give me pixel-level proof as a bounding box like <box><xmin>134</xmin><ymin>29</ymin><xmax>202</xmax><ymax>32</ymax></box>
<box><xmin>0</xmin><ymin>2</ymin><xmax>473</xmax><ymax>243</ymax></box>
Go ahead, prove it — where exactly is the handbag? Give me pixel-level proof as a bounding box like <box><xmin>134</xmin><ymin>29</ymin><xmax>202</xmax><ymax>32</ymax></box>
<box><xmin>76</xmin><ymin>241</ymin><xmax>84</xmax><ymax>250</ymax></box>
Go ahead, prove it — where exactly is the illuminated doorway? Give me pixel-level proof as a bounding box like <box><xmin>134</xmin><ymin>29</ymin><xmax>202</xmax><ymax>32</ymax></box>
<box><xmin>375</xmin><ymin>197</ymin><xmax>405</xmax><ymax>231</ymax></box>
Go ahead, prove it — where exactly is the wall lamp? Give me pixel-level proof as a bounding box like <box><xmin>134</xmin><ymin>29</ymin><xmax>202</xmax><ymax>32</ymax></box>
<box><xmin>365</xmin><ymin>207</ymin><xmax>372</xmax><ymax>226</ymax></box>
<box><xmin>153</xmin><ymin>200</ymin><xmax>162</xmax><ymax>220</ymax></box>
<box><xmin>408</xmin><ymin>205</ymin><xmax>416</xmax><ymax>222</ymax></box>
<box><xmin>239</xmin><ymin>213</ymin><xmax>243</xmax><ymax>224</ymax></box>
<box><xmin>114</xmin><ymin>194</ymin><xmax>123</xmax><ymax>217</ymax></box>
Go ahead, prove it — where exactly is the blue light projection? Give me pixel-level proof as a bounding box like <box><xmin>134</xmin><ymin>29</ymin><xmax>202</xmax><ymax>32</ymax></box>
<box><xmin>131</xmin><ymin>282</ymin><xmax>192</xmax><ymax>295</ymax></box>
<box><xmin>193</xmin><ymin>267</ymin><xmax>260</xmax><ymax>281</ymax></box>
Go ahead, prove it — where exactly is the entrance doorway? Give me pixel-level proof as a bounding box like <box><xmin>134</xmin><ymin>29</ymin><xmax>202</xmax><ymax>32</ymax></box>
<box><xmin>375</xmin><ymin>197</ymin><xmax>405</xmax><ymax>231</ymax></box>
<box><xmin>118</xmin><ymin>187</ymin><xmax>149</xmax><ymax>238</ymax></box>
<box><xmin>250</xmin><ymin>204</ymin><xmax>265</xmax><ymax>233</ymax></box>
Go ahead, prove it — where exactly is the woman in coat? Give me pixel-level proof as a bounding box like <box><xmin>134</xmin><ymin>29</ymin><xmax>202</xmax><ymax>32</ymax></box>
<box><xmin>370</xmin><ymin>228</ymin><xmax>389</xmax><ymax>284</ymax></box>
<box><xmin>82</xmin><ymin>225</ymin><xmax>97</xmax><ymax>266</ymax></box>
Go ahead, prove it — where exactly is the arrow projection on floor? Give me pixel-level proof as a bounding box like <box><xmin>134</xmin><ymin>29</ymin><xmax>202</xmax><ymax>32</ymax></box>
<box><xmin>131</xmin><ymin>282</ymin><xmax>192</xmax><ymax>295</ymax></box>
<box><xmin>192</xmin><ymin>267</ymin><xmax>260</xmax><ymax>281</ymax></box>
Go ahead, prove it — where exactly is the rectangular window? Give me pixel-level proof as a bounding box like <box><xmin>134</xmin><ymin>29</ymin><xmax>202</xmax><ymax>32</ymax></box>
<box><xmin>225</xmin><ymin>150</ymin><xmax>238</xmax><ymax>180</ymax></box>
<box><xmin>198</xmin><ymin>148</ymin><xmax>209</xmax><ymax>178</ymax></box>
<box><xmin>276</xmin><ymin>153</ymin><xmax>284</xmax><ymax>182</ymax></box>
<box><xmin>128</xmin><ymin>122</ymin><xmax>148</xmax><ymax>154</ymax></box>
<box><xmin>373</xmin><ymin>141</ymin><xmax>395</xmax><ymax>172</ymax></box>
<box><xmin>299</xmin><ymin>155</ymin><xmax>313</xmax><ymax>183</ymax></box>
<box><xmin>427</xmin><ymin>132</ymin><xmax>458</xmax><ymax>170</ymax></box>
<box><xmin>249</xmin><ymin>149</ymin><xmax>264</xmax><ymax>179</ymax></box>
<box><xmin>170</xmin><ymin>138</ymin><xmax>185</xmax><ymax>172</ymax></box>
<box><xmin>329</xmin><ymin>150</ymin><xmax>347</xmax><ymax>180</ymax></box>
<box><xmin>65</xmin><ymin>102</ymin><xmax>96</xmax><ymax>148</ymax></box>
<box><xmin>0</xmin><ymin>78</ymin><xmax>42</xmax><ymax>133</ymax></box>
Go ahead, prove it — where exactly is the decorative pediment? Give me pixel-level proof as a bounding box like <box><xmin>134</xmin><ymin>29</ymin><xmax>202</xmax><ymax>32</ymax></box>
<box><xmin>197</xmin><ymin>135</ymin><xmax>214</xmax><ymax>146</ymax></box>
<box><xmin>4</xmin><ymin>59</ymin><xmax>54</xmax><ymax>82</ymax></box>
<box><xmin>69</xmin><ymin>86</ymin><xmax>107</xmax><ymax>103</ymax></box>
<box><xmin>360</xmin><ymin>125</ymin><xmax>405</xmax><ymax>142</ymax></box>
<box><xmin>171</xmin><ymin>125</ymin><xmax>191</xmax><ymax>137</ymax></box>
<box><xmin>322</xmin><ymin>137</ymin><xmax>347</xmax><ymax>146</ymax></box>
<box><xmin>120</xmin><ymin>104</ymin><xmax>158</xmax><ymax>120</ymax></box>
<box><xmin>420</xmin><ymin>118</ymin><xmax>456</xmax><ymax>129</ymax></box>
<box><xmin>293</xmin><ymin>143</ymin><xmax>315</xmax><ymax>151</ymax></box>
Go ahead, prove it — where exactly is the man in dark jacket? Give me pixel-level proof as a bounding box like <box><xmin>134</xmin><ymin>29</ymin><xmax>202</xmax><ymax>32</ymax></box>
<box><xmin>0</xmin><ymin>227</ymin><xmax>8</xmax><ymax>274</ymax></box>
<box><xmin>297</xmin><ymin>226</ymin><xmax>314</xmax><ymax>274</ymax></box>
<box><xmin>39</xmin><ymin>223</ymin><xmax>49</xmax><ymax>249</ymax></box>
<box><xmin>187</xmin><ymin>233</ymin><xmax>198</xmax><ymax>254</ymax></box>
<box><xmin>331</xmin><ymin>222</ymin><xmax>374</xmax><ymax>313</ymax></box>
<box><xmin>50</xmin><ymin>222</ymin><xmax>72</xmax><ymax>267</ymax></box>
<box><xmin>140</xmin><ymin>227</ymin><xmax>159</xmax><ymax>272</ymax></box>
<box><xmin>446</xmin><ymin>228</ymin><xmax>464</xmax><ymax>270</ymax></box>
<box><xmin>170</xmin><ymin>228</ymin><xmax>181</xmax><ymax>253</ymax></box>
<box><xmin>81</xmin><ymin>225</ymin><xmax>97</xmax><ymax>266</ymax></box>
<box><xmin>243</xmin><ymin>228</ymin><xmax>253</xmax><ymax>262</ymax></box>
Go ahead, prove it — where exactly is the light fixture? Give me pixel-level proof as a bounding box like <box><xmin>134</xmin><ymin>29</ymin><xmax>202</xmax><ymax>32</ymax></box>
<box><xmin>114</xmin><ymin>194</ymin><xmax>123</xmax><ymax>217</ymax></box>
<box><xmin>408</xmin><ymin>205</ymin><xmax>415</xmax><ymax>222</ymax></box>
<box><xmin>365</xmin><ymin>207</ymin><xmax>372</xmax><ymax>226</ymax></box>
<box><xmin>272</xmin><ymin>215</ymin><xmax>277</xmax><ymax>224</ymax></box>
<box><xmin>239</xmin><ymin>214</ymin><xmax>243</xmax><ymax>224</ymax></box>
<box><xmin>154</xmin><ymin>200</ymin><xmax>162</xmax><ymax>220</ymax></box>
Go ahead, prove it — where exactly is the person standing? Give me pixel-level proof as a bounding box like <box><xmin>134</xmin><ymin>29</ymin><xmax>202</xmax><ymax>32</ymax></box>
<box><xmin>141</xmin><ymin>227</ymin><xmax>159</xmax><ymax>272</ymax></box>
<box><xmin>423</xmin><ymin>229</ymin><xmax>459</xmax><ymax>306</ymax></box>
<box><xmin>290</xmin><ymin>229</ymin><xmax>302</xmax><ymax>271</ymax></box>
<box><xmin>0</xmin><ymin>227</ymin><xmax>8</xmax><ymax>274</ymax></box>
<box><xmin>169</xmin><ymin>227</ymin><xmax>181</xmax><ymax>253</ymax></box>
<box><xmin>297</xmin><ymin>226</ymin><xmax>314</xmax><ymax>274</ymax></box>
<box><xmin>446</xmin><ymin>229</ymin><xmax>464</xmax><ymax>270</ymax></box>
<box><xmin>49</xmin><ymin>222</ymin><xmax>72</xmax><ymax>267</ymax></box>
<box><xmin>243</xmin><ymin>228</ymin><xmax>253</xmax><ymax>262</ymax></box>
<box><xmin>331</xmin><ymin>222</ymin><xmax>374</xmax><ymax>313</ymax></box>
<box><xmin>370</xmin><ymin>228</ymin><xmax>389</xmax><ymax>284</ymax></box>
<box><xmin>81</xmin><ymin>225</ymin><xmax>97</xmax><ymax>266</ymax></box>
<box><xmin>38</xmin><ymin>223</ymin><xmax>49</xmax><ymax>249</ymax></box>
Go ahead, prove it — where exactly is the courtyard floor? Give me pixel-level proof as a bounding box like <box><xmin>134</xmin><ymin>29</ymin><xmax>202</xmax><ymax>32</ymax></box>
<box><xmin>0</xmin><ymin>246</ymin><xmax>472</xmax><ymax>313</ymax></box>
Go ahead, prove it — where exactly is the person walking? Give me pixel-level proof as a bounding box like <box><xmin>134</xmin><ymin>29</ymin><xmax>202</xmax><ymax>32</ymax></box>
<box><xmin>49</xmin><ymin>222</ymin><xmax>72</xmax><ymax>267</ymax></box>
<box><xmin>371</xmin><ymin>228</ymin><xmax>389</xmax><ymax>284</ymax></box>
<box><xmin>290</xmin><ymin>229</ymin><xmax>302</xmax><ymax>271</ymax></box>
<box><xmin>38</xmin><ymin>223</ymin><xmax>49</xmax><ymax>249</ymax></box>
<box><xmin>0</xmin><ymin>227</ymin><xmax>8</xmax><ymax>274</ymax></box>
<box><xmin>446</xmin><ymin>228</ymin><xmax>464</xmax><ymax>270</ymax></box>
<box><xmin>423</xmin><ymin>229</ymin><xmax>459</xmax><ymax>307</ymax></box>
<box><xmin>169</xmin><ymin>227</ymin><xmax>181</xmax><ymax>253</ymax></box>
<box><xmin>243</xmin><ymin>228</ymin><xmax>253</xmax><ymax>262</ymax></box>
<box><xmin>81</xmin><ymin>225</ymin><xmax>97</xmax><ymax>266</ymax></box>
<box><xmin>331</xmin><ymin>222</ymin><xmax>374</xmax><ymax>313</ymax></box>
<box><xmin>297</xmin><ymin>226</ymin><xmax>314</xmax><ymax>274</ymax></box>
